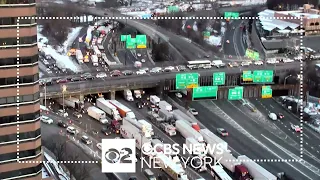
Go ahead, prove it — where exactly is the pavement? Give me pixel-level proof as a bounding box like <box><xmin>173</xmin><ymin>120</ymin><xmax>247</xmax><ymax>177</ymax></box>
<box><xmin>303</xmin><ymin>36</ymin><xmax>320</xmax><ymax>52</ymax></box>
<box><xmin>223</xmin><ymin>20</ymin><xmax>247</xmax><ymax>59</ymax></box>
<box><xmin>166</xmin><ymin>94</ymin><xmax>320</xmax><ymax>180</ymax></box>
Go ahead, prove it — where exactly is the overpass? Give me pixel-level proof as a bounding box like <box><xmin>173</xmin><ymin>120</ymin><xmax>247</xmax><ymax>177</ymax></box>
<box><xmin>40</xmin><ymin>63</ymin><xmax>300</xmax><ymax>99</ymax></box>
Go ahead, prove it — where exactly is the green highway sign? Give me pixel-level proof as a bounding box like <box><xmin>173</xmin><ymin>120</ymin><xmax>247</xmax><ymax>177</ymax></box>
<box><xmin>203</xmin><ymin>31</ymin><xmax>210</xmax><ymax>39</ymax></box>
<box><xmin>126</xmin><ymin>38</ymin><xmax>136</xmax><ymax>49</ymax></box>
<box><xmin>262</xmin><ymin>86</ymin><xmax>272</xmax><ymax>99</ymax></box>
<box><xmin>242</xmin><ymin>71</ymin><xmax>253</xmax><ymax>81</ymax></box>
<box><xmin>253</xmin><ymin>70</ymin><xmax>274</xmax><ymax>83</ymax></box>
<box><xmin>176</xmin><ymin>73</ymin><xmax>199</xmax><ymax>89</ymax></box>
<box><xmin>245</xmin><ymin>49</ymin><xmax>260</xmax><ymax>60</ymax></box>
<box><xmin>228</xmin><ymin>86</ymin><xmax>244</xmax><ymax>100</ymax></box>
<box><xmin>192</xmin><ymin>86</ymin><xmax>218</xmax><ymax>100</ymax></box>
<box><xmin>224</xmin><ymin>12</ymin><xmax>239</xmax><ymax>18</ymax></box>
<box><xmin>136</xmin><ymin>35</ymin><xmax>147</xmax><ymax>49</ymax></box>
<box><xmin>121</xmin><ymin>35</ymin><xmax>131</xmax><ymax>42</ymax></box>
<box><xmin>168</xmin><ymin>6</ymin><xmax>179</xmax><ymax>13</ymax></box>
<box><xmin>213</xmin><ymin>72</ymin><xmax>225</xmax><ymax>85</ymax></box>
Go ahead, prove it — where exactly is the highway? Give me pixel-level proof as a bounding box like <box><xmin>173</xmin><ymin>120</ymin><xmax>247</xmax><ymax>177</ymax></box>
<box><xmin>223</xmin><ymin>20</ymin><xmax>246</xmax><ymax>58</ymax></box>
<box><xmin>41</xmin><ymin>62</ymin><xmax>300</xmax><ymax>93</ymax></box>
<box><xmin>167</xmin><ymin>94</ymin><xmax>320</xmax><ymax>180</ymax></box>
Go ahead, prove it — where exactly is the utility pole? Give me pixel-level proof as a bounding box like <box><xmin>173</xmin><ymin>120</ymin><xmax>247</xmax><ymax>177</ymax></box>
<box><xmin>44</xmin><ymin>83</ymin><xmax>47</xmax><ymax>107</ymax></box>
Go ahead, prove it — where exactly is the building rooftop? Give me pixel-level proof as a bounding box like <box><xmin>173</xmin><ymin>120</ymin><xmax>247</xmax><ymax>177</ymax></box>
<box><xmin>258</xmin><ymin>10</ymin><xmax>300</xmax><ymax>32</ymax></box>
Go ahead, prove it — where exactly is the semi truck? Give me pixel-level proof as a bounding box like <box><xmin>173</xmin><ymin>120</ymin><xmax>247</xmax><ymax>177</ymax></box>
<box><xmin>123</xmin><ymin>89</ymin><xmax>134</xmax><ymax>101</ymax></box>
<box><xmin>173</xmin><ymin>109</ymin><xmax>197</xmax><ymax>124</ymax></box>
<box><xmin>133</xmin><ymin>90</ymin><xmax>142</xmax><ymax>99</ymax></box>
<box><xmin>109</xmin><ymin>100</ymin><xmax>136</xmax><ymax>119</ymax></box>
<box><xmin>175</xmin><ymin>120</ymin><xmax>204</xmax><ymax>142</ymax></box>
<box><xmin>147</xmin><ymin>111</ymin><xmax>165</xmax><ymax>125</ymax></box>
<box><xmin>154</xmin><ymin>153</ymin><xmax>188</xmax><ymax>180</ymax></box>
<box><xmin>238</xmin><ymin>155</ymin><xmax>276</xmax><ymax>180</ymax></box>
<box><xmin>76</xmin><ymin>50</ymin><xmax>84</xmax><ymax>64</ymax></box>
<box><xmin>96</xmin><ymin>98</ymin><xmax>122</xmax><ymax>121</ymax></box>
<box><xmin>91</xmin><ymin>55</ymin><xmax>99</xmax><ymax>66</ymax></box>
<box><xmin>160</xmin><ymin>123</ymin><xmax>176</xmax><ymax>136</ymax></box>
<box><xmin>120</xmin><ymin>122</ymin><xmax>152</xmax><ymax>151</ymax></box>
<box><xmin>123</xmin><ymin>117</ymin><xmax>152</xmax><ymax>138</ymax></box>
<box><xmin>57</xmin><ymin>97</ymin><xmax>84</xmax><ymax>110</ymax></box>
<box><xmin>87</xmin><ymin>106</ymin><xmax>108</xmax><ymax>124</ymax></box>
<box><xmin>199</xmin><ymin>128</ymin><xmax>228</xmax><ymax>151</ymax></box>
<box><xmin>159</xmin><ymin>101</ymin><xmax>172</xmax><ymax>112</ymax></box>
<box><xmin>159</xmin><ymin>108</ymin><xmax>174</xmax><ymax>122</ymax></box>
<box><xmin>150</xmin><ymin>95</ymin><xmax>160</xmax><ymax>106</ymax></box>
<box><xmin>138</xmin><ymin>120</ymin><xmax>154</xmax><ymax>135</ymax></box>
<box><xmin>186</xmin><ymin>137</ymin><xmax>205</xmax><ymax>157</ymax></box>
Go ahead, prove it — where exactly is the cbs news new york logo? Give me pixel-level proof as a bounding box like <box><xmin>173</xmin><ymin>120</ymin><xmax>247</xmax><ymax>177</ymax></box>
<box><xmin>101</xmin><ymin>139</ymin><xmax>136</xmax><ymax>173</ymax></box>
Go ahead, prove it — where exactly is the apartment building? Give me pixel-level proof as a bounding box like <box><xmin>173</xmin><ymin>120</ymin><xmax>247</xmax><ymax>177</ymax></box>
<box><xmin>0</xmin><ymin>0</ymin><xmax>41</xmax><ymax>180</ymax></box>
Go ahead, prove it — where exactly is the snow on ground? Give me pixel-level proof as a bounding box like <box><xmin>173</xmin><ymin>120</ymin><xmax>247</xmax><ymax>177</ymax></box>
<box><xmin>206</xmin><ymin>35</ymin><xmax>222</xmax><ymax>46</ymax></box>
<box><xmin>63</xmin><ymin>27</ymin><xmax>82</xmax><ymax>53</ymax></box>
<box><xmin>37</xmin><ymin>26</ymin><xmax>82</xmax><ymax>72</ymax></box>
<box><xmin>39</xmin><ymin>72</ymin><xmax>43</xmax><ymax>78</ymax></box>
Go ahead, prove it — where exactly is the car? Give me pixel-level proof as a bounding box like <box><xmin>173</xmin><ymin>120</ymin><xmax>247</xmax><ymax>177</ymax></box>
<box><xmin>57</xmin><ymin>120</ymin><xmax>68</xmax><ymax>128</ymax></box>
<box><xmin>228</xmin><ymin>62</ymin><xmax>239</xmax><ymax>67</ymax></box>
<box><xmin>268</xmin><ymin>113</ymin><xmax>277</xmax><ymax>121</ymax></box>
<box><xmin>85</xmin><ymin>75</ymin><xmax>94</xmax><ymax>80</ymax></box>
<box><xmin>97</xmin><ymin>143</ymin><xmax>102</xmax><ymax>150</ymax></box>
<box><xmin>291</xmin><ymin>124</ymin><xmax>301</xmax><ymax>132</ymax></box>
<box><xmin>202</xmin><ymin>65</ymin><xmax>212</xmax><ymax>69</ymax></box>
<box><xmin>141</xmin><ymin>59</ymin><xmax>146</xmax><ymax>63</ymax></box>
<box><xmin>203</xmin><ymin>54</ymin><xmax>210</xmax><ymax>58</ymax></box>
<box><xmin>136</xmin><ymin>101</ymin><xmax>144</xmax><ymax>109</ymax></box>
<box><xmin>81</xmin><ymin>72</ymin><xmax>91</xmax><ymax>78</ymax></box>
<box><xmin>66</xmin><ymin>126</ymin><xmax>78</xmax><ymax>135</ymax></box>
<box><xmin>81</xmin><ymin>135</ymin><xmax>92</xmax><ymax>145</ymax></box>
<box><xmin>56</xmin><ymin>78</ymin><xmax>68</xmax><ymax>83</ymax></box>
<box><xmin>282</xmin><ymin>58</ymin><xmax>294</xmax><ymax>63</ymax></box>
<box><xmin>232</xmin><ymin>26</ymin><xmax>235</xmax><ymax>30</ymax></box>
<box><xmin>137</xmin><ymin>53</ymin><xmax>142</xmax><ymax>57</ymax></box>
<box><xmin>104</xmin><ymin>12</ymin><xmax>108</xmax><ymax>15</ymax></box>
<box><xmin>217</xmin><ymin>128</ymin><xmax>229</xmax><ymax>136</ymax></box>
<box><xmin>140</xmin><ymin>67</ymin><xmax>149</xmax><ymax>72</ymax></box>
<box><xmin>58</xmin><ymin>109</ymin><xmax>68</xmax><ymax>117</ymax></box>
<box><xmin>266</xmin><ymin>59</ymin><xmax>279</xmax><ymax>64</ymax></box>
<box><xmin>226</xmin><ymin>40</ymin><xmax>230</xmax><ymax>43</ymax></box>
<box><xmin>73</xmin><ymin>112</ymin><xmax>82</xmax><ymax>118</ymax></box>
<box><xmin>150</xmin><ymin>67</ymin><xmax>162</xmax><ymax>73</ymax></box>
<box><xmin>136</xmin><ymin>70</ymin><xmax>146</xmax><ymax>75</ymax></box>
<box><xmin>241</xmin><ymin>61</ymin><xmax>251</xmax><ymax>66</ymax></box>
<box><xmin>96</xmin><ymin>72</ymin><xmax>107</xmax><ymax>78</ymax></box>
<box><xmin>277</xmin><ymin>113</ymin><xmax>284</xmax><ymax>119</ymax></box>
<box><xmin>101</xmin><ymin>127</ymin><xmax>111</xmax><ymax>136</ymax></box>
<box><xmin>254</xmin><ymin>61</ymin><xmax>263</xmax><ymax>65</ymax></box>
<box><xmin>71</xmin><ymin>77</ymin><xmax>82</xmax><ymax>82</ymax></box>
<box><xmin>164</xmin><ymin>66</ymin><xmax>175</xmax><ymax>72</ymax></box>
<box><xmin>177</xmin><ymin>65</ymin><xmax>186</xmax><ymax>71</ymax></box>
<box><xmin>175</xmin><ymin>92</ymin><xmax>182</xmax><ymax>98</ymax></box>
<box><xmin>110</xmin><ymin>70</ymin><xmax>121</xmax><ymax>77</ymax></box>
<box><xmin>187</xmin><ymin>65</ymin><xmax>198</xmax><ymax>70</ymax></box>
<box><xmin>188</xmin><ymin>108</ymin><xmax>198</xmax><ymax>115</ymax></box>
<box><xmin>122</xmin><ymin>70</ymin><xmax>133</xmax><ymax>76</ymax></box>
<box><xmin>40</xmin><ymin>115</ymin><xmax>53</xmax><ymax>124</ymax></box>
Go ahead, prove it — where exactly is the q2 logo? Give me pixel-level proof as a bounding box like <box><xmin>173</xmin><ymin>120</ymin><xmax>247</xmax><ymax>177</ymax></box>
<box><xmin>101</xmin><ymin>139</ymin><xmax>136</xmax><ymax>173</ymax></box>
<box><xmin>105</xmin><ymin>148</ymin><xmax>132</xmax><ymax>164</ymax></box>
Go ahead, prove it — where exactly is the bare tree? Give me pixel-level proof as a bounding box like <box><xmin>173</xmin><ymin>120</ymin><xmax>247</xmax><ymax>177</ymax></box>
<box><xmin>64</xmin><ymin>152</ymin><xmax>91</xmax><ymax>180</ymax></box>
<box><xmin>43</xmin><ymin>135</ymin><xmax>68</xmax><ymax>162</ymax></box>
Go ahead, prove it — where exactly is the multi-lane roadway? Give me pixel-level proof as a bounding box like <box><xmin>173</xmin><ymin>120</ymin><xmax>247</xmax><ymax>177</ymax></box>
<box><xmin>223</xmin><ymin>20</ymin><xmax>247</xmax><ymax>58</ymax></box>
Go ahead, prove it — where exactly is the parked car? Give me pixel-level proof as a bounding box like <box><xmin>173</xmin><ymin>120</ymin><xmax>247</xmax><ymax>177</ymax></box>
<box><xmin>73</xmin><ymin>112</ymin><xmax>82</xmax><ymax>118</ymax></box>
<box><xmin>57</xmin><ymin>120</ymin><xmax>68</xmax><ymax>128</ymax></box>
<box><xmin>66</xmin><ymin>126</ymin><xmax>78</xmax><ymax>135</ymax></box>
<box><xmin>81</xmin><ymin>135</ymin><xmax>92</xmax><ymax>145</ymax></box>
<box><xmin>40</xmin><ymin>115</ymin><xmax>53</xmax><ymax>124</ymax></box>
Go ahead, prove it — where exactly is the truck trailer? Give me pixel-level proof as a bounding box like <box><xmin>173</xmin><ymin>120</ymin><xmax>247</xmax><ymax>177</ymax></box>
<box><xmin>87</xmin><ymin>106</ymin><xmax>108</xmax><ymax>124</ymax></box>
<box><xmin>159</xmin><ymin>101</ymin><xmax>172</xmax><ymax>111</ymax></box>
<box><xmin>96</xmin><ymin>98</ymin><xmax>122</xmax><ymax>121</ymax></box>
<box><xmin>120</xmin><ymin>122</ymin><xmax>151</xmax><ymax>151</ymax></box>
<box><xmin>238</xmin><ymin>155</ymin><xmax>276</xmax><ymax>180</ymax></box>
<box><xmin>173</xmin><ymin>109</ymin><xmax>197</xmax><ymax>124</ymax></box>
<box><xmin>159</xmin><ymin>108</ymin><xmax>174</xmax><ymax>122</ymax></box>
<box><xmin>175</xmin><ymin>120</ymin><xmax>204</xmax><ymax>142</ymax></box>
<box><xmin>123</xmin><ymin>117</ymin><xmax>152</xmax><ymax>138</ymax></box>
<box><xmin>154</xmin><ymin>153</ymin><xmax>188</xmax><ymax>180</ymax></box>
<box><xmin>109</xmin><ymin>100</ymin><xmax>136</xmax><ymax>119</ymax></box>
<box><xmin>123</xmin><ymin>89</ymin><xmax>134</xmax><ymax>101</ymax></box>
<box><xmin>150</xmin><ymin>95</ymin><xmax>160</xmax><ymax>106</ymax></box>
<box><xmin>199</xmin><ymin>129</ymin><xmax>228</xmax><ymax>151</ymax></box>
<box><xmin>57</xmin><ymin>97</ymin><xmax>84</xmax><ymax>110</ymax></box>
<box><xmin>76</xmin><ymin>50</ymin><xmax>84</xmax><ymax>64</ymax></box>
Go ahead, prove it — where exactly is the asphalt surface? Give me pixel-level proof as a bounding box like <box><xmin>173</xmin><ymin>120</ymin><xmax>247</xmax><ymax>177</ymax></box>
<box><xmin>41</xmin><ymin>62</ymin><xmax>300</xmax><ymax>94</ymax></box>
<box><xmin>184</xmin><ymin>98</ymin><xmax>320</xmax><ymax>180</ymax></box>
<box><xmin>223</xmin><ymin>20</ymin><xmax>246</xmax><ymax>58</ymax></box>
<box><xmin>303</xmin><ymin>36</ymin><xmax>320</xmax><ymax>52</ymax></box>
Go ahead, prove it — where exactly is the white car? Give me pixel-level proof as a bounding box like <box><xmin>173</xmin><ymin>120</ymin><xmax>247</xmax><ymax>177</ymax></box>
<box><xmin>254</xmin><ymin>61</ymin><xmax>263</xmax><ymax>65</ymax></box>
<box><xmin>164</xmin><ymin>66</ymin><xmax>175</xmax><ymax>71</ymax></box>
<box><xmin>136</xmin><ymin>70</ymin><xmax>147</xmax><ymax>75</ymax></box>
<box><xmin>282</xmin><ymin>58</ymin><xmax>294</xmax><ymax>63</ymax></box>
<box><xmin>137</xmin><ymin>53</ymin><xmax>142</xmax><ymax>57</ymax></box>
<box><xmin>202</xmin><ymin>65</ymin><xmax>212</xmax><ymax>69</ymax></box>
<box><xmin>46</xmin><ymin>68</ymin><xmax>52</xmax><ymax>74</ymax></box>
<box><xmin>140</xmin><ymin>67</ymin><xmax>149</xmax><ymax>72</ymax></box>
<box><xmin>97</xmin><ymin>143</ymin><xmax>102</xmax><ymax>150</ymax></box>
<box><xmin>66</xmin><ymin>126</ymin><xmax>78</xmax><ymax>135</ymax></box>
<box><xmin>241</xmin><ymin>61</ymin><xmax>251</xmax><ymax>66</ymax></box>
<box><xmin>58</xmin><ymin>109</ymin><xmax>68</xmax><ymax>117</ymax></box>
<box><xmin>141</xmin><ymin>59</ymin><xmax>146</xmax><ymax>63</ymax></box>
<box><xmin>268</xmin><ymin>113</ymin><xmax>277</xmax><ymax>121</ymax></box>
<box><xmin>40</xmin><ymin>115</ymin><xmax>53</xmax><ymax>124</ymax></box>
<box><xmin>266</xmin><ymin>59</ymin><xmax>279</xmax><ymax>64</ymax></box>
<box><xmin>96</xmin><ymin>72</ymin><xmax>107</xmax><ymax>78</ymax></box>
<box><xmin>150</xmin><ymin>67</ymin><xmax>162</xmax><ymax>73</ymax></box>
<box><xmin>291</xmin><ymin>124</ymin><xmax>301</xmax><ymax>132</ymax></box>
<box><xmin>188</xmin><ymin>108</ymin><xmax>198</xmax><ymax>115</ymax></box>
<box><xmin>175</xmin><ymin>92</ymin><xmax>182</xmax><ymax>98</ymax></box>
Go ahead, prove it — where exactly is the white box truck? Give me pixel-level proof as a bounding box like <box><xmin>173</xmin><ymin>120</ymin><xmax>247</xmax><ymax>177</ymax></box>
<box><xmin>186</xmin><ymin>137</ymin><xmax>206</xmax><ymax>157</ymax></box>
<box><xmin>175</xmin><ymin>120</ymin><xmax>204</xmax><ymax>142</ymax></box>
<box><xmin>238</xmin><ymin>155</ymin><xmax>277</xmax><ymax>180</ymax></box>
<box><xmin>123</xmin><ymin>89</ymin><xmax>134</xmax><ymax>101</ymax></box>
<box><xmin>138</xmin><ymin>119</ymin><xmax>154</xmax><ymax>135</ymax></box>
<box><xmin>159</xmin><ymin>108</ymin><xmax>174</xmax><ymax>122</ymax></box>
<box><xmin>159</xmin><ymin>101</ymin><xmax>172</xmax><ymax>112</ymax></box>
<box><xmin>199</xmin><ymin>129</ymin><xmax>228</xmax><ymax>151</ymax></box>
<box><xmin>87</xmin><ymin>106</ymin><xmax>108</xmax><ymax>124</ymax></box>
<box><xmin>57</xmin><ymin>97</ymin><xmax>84</xmax><ymax>110</ymax></box>
<box><xmin>211</xmin><ymin>60</ymin><xmax>226</xmax><ymax>68</ymax></box>
<box><xmin>76</xmin><ymin>50</ymin><xmax>84</xmax><ymax>64</ymax></box>
<box><xmin>96</xmin><ymin>98</ymin><xmax>122</xmax><ymax>121</ymax></box>
<box><xmin>133</xmin><ymin>90</ymin><xmax>142</xmax><ymax>99</ymax></box>
<box><xmin>123</xmin><ymin>117</ymin><xmax>152</xmax><ymax>138</ymax></box>
<box><xmin>150</xmin><ymin>95</ymin><xmax>160</xmax><ymax>106</ymax></box>
<box><xmin>160</xmin><ymin>123</ymin><xmax>176</xmax><ymax>136</ymax></box>
<box><xmin>155</xmin><ymin>153</ymin><xmax>188</xmax><ymax>180</ymax></box>
<box><xmin>109</xmin><ymin>100</ymin><xmax>136</xmax><ymax>119</ymax></box>
<box><xmin>120</xmin><ymin>122</ymin><xmax>152</xmax><ymax>151</ymax></box>
<box><xmin>91</xmin><ymin>55</ymin><xmax>99</xmax><ymax>66</ymax></box>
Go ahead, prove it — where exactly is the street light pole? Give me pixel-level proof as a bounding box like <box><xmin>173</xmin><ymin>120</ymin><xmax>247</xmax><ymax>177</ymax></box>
<box><xmin>44</xmin><ymin>83</ymin><xmax>47</xmax><ymax>108</ymax></box>
<box><xmin>284</xmin><ymin>75</ymin><xmax>292</xmax><ymax>86</ymax></box>
<box><xmin>62</xmin><ymin>85</ymin><xmax>67</xmax><ymax>112</ymax></box>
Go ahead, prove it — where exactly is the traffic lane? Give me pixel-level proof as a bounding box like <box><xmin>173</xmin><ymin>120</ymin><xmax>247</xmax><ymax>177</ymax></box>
<box><xmin>136</xmin><ymin>49</ymin><xmax>153</xmax><ymax>67</ymax></box>
<box><xmin>43</xmin><ymin>62</ymin><xmax>301</xmax><ymax>93</ymax></box>
<box><xmin>43</xmin><ymin>111</ymin><xmax>148</xmax><ymax>179</ymax></box>
<box><xmin>223</xmin><ymin>22</ymin><xmax>237</xmax><ymax>56</ymax></box>
<box><xmin>212</xmin><ymin>100</ymin><xmax>320</xmax><ymax>179</ymax></box>
<box><xmin>41</xmin><ymin>122</ymin><xmax>110</xmax><ymax>180</ymax></box>
<box><xmin>117</xmin><ymin>50</ymin><xmax>133</xmax><ymax>65</ymax></box>
<box><xmin>252</xmin><ymin>99</ymin><xmax>320</xmax><ymax>160</ymax></box>
<box><xmin>115</xmin><ymin>98</ymin><xmax>211</xmax><ymax>179</ymax></box>
<box><xmin>234</xmin><ymin>21</ymin><xmax>246</xmax><ymax>56</ymax></box>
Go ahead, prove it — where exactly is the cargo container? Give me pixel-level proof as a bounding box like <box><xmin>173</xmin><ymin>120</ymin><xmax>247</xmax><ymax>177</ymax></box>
<box><xmin>87</xmin><ymin>106</ymin><xmax>108</xmax><ymax>124</ymax></box>
<box><xmin>96</xmin><ymin>98</ymin><xmax>121</xmax><ymax>121</ymax></box>
<box><xmin>159</xmin><ymin>101</ymin><xmax>172</xmax><ymax>111</ymax></box>
<box><xmin>175</xmin><ymin>120</ymin><xmax>204</xmax><ymax>142</ymax></box>
<box><xmin>109</xmin><ymin>100</ymin><xmax>135</xmax><ymax>119</ymax></box>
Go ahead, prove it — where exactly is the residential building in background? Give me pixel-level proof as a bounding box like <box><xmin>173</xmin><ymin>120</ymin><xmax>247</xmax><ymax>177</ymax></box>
<box><xmin>0</xmin><ymin>0</ymin><xmax>41</xmax><ymax>180</ymax></box>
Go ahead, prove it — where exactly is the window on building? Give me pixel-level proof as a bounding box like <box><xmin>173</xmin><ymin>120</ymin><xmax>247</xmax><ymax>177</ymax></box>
<box><xmin>0</xmin><ymin>55</ymin><xmax>38</xmax><ymax>67</ymax></box>
<box><xmin>0</xmin><ymin>0</ymin><xmax>36</xmax><ymax>5</ymax></box>
<box><xmin>0</xmin><ymin>146</ymin><xmax>41</xmax><ymax>161</ymax></box>
<box><xmin>0</xmin><ymin>17</ymin><xmax>36</xmax><ymax>26</ymax></box>
<box><xmin>0</xmin><ymin>164</ymin><xmax>41</xmax><ymax>180</ymax></box>
<box><xmin>0</xmin><ymin>93</ymin><xmax>39</xmax><ymax>105</ymax></box>
<box><xmin>0</xmin><ymin>111</ymin><xmax>40</xmax><ymax>125</ymax></box>
<box><xmin>0</xmin><ymin>35</ymin><xmax>37</xmax><ymax>48</ymax></box>
<box><xmin>0</xmin><ymin>128</ymin><xmax>41</xmax><ymax>143</ymax></box>
<box><xmin>0</xmin><ymin>74</ymin><xmax>38</xmax><ymax>86</ymax></box>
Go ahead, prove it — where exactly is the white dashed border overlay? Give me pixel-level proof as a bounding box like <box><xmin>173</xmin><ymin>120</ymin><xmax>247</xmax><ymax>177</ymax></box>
<box><xmin>16</xmin><ymin>16</ymin><xmax>305</xmax><ymax>164</ymax></box>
